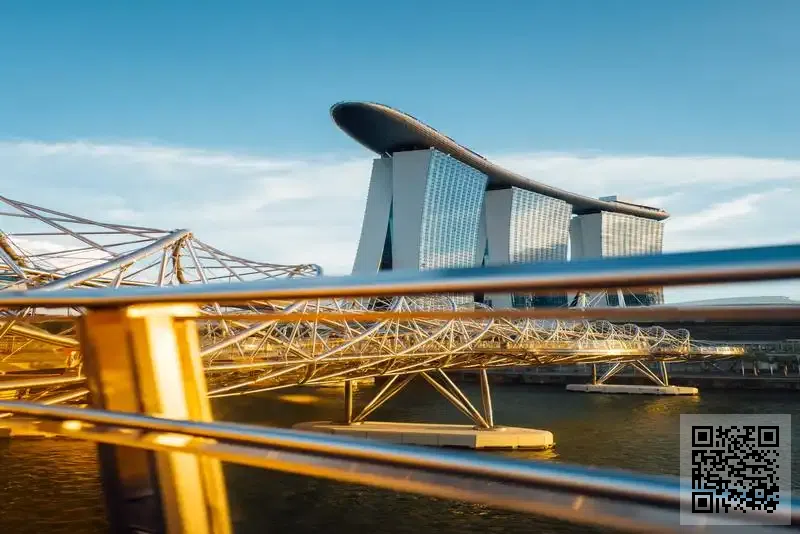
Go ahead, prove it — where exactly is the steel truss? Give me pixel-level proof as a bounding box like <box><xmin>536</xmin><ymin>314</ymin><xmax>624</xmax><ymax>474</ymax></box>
<box><xmin>0</xmin><ymin>196</ymin><xmax>743</xmax><ymax>405</ymax></box>
<box><xmin>342</xmin><ymin>367</ymin><xmax>496</xmax><ymax>429</ymax></box>
<box><xmin>589</xmin><ymin>359</ymin><xmax>671</xmax><ymax>386</ymax></box>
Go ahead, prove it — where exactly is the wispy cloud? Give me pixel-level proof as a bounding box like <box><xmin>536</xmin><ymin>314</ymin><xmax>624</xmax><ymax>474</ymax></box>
<box><xmin>493</xmin><ymin>152</ymin><xmax>800</xmax><ymax>197</ymax></box>
<box><xmin>667</xmin><ymin>189</ymin><xmax>783</xmax><ymax>233</ymax></box>
<box><xmin>0</xmin><ymin>140</ymin><xmax>372</xmax><ymax>275</ymax></box>
<box><xmin>0</xmin><ymin>140</ymin><xmax>798</xmax><ymax>300</ymax></box>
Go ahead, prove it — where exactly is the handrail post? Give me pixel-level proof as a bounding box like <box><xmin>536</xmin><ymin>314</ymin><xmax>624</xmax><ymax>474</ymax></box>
<box><xmin>80</xmin><ymin>303</ymin><xmax>231</xmax><ymax>534</ymax></box>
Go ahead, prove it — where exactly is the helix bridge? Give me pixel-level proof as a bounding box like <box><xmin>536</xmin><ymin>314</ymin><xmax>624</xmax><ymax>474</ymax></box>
<box><xmin>0</xmin><ymin>195</ymin><xmax>743</xmax><ymax>406</ymax></box>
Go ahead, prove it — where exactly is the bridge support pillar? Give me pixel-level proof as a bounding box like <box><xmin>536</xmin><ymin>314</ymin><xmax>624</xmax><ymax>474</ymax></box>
<box><xmin>297</xmin><ymin>370</ymin><xmax>552</xmax><ymax>449</ymax></box>
<box><xmin>567</xmin><ymin>361</ymin><xmax>697</xmax><ymax>396</ymax></box>
<box><xmin>421</xmin><ymin>370</ymin><xmax>490</xmax><ymax>429</ymax></box>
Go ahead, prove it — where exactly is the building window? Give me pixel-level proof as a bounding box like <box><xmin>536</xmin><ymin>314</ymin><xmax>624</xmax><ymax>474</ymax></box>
<box><xmin>418</xmin><ymin>150</ymin><xmax>488</xmax><ymax>306</ymax></box>
<box><xmin>601</xmin><ymin>213</ymin><xmax>664</xmax><ymax>305</ymax></box>
<box><xmin>508</xmin><ymin>188</ymin><xmax>571</xmax><ymax>308</ymax></box>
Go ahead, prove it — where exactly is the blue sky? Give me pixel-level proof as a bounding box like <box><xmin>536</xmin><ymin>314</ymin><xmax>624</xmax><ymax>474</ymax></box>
<box><xmin>0</xmin><ymin>2</ymin><xmax>798</xmax><ymax>301</ymax></box>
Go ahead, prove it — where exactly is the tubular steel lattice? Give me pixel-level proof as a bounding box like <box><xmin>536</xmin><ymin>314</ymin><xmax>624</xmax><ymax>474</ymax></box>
<box><xmin>0</xmin><ymin>196</ymin><xmax>742</xmax><ymax>404</ymax></box>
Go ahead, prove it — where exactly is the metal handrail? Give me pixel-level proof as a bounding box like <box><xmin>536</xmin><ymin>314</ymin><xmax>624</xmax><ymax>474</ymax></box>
<box><xmin>0</xmin><ymin>401</ymin><xmax>796</xmax><ymax>533</ymax></box>
<box><xmin>3</xmin><ymin>243</ymin><xmax>799</xmax><ymax>532</ymax></box>
<box><xmin>0</xmin><ymin>243</ymin><xmax>795</xmax><ymax>306</ymax></box>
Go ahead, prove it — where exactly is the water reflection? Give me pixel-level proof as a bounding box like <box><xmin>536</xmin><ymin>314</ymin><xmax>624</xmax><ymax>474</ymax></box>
<box><xmin>1</xmin><ymin>383</ymin><xmax>798</xmax><ymax>534</ymax></box>
<box><xmin>276</xmin><ymin>393</ymin><xmax>323</xmax><ymax>405</ymax></box>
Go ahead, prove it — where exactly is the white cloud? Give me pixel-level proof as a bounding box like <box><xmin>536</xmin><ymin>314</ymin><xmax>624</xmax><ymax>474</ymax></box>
<box><xmin>666</xmin><ymin>189</ymin><xmax>784</xmax><ymax>233</ymax></box>
<box><xmin>0</xmin><ymin>140</ymin><xmax>798</xmax><ymax>300</ymax></box>
<box><xmin>0</xmin><ymin>141</ymin><xmax>372</xmax><ymax>275</ymax></box>
<box><xmin>9</xmin><ymin>236</ymin><xmax>113</xmax><ymax>273</ymax></box>
<box><xmin>493</xmin><ymin>152</ymin><xmax>800</xmax><ymax>197</ymax></box>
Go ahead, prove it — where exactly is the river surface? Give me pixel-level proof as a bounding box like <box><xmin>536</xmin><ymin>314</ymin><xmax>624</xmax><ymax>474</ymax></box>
<box><xmin>1</xmin><ymin>383</ymin><xmax>799</xmax><ymax>533</ymax></box>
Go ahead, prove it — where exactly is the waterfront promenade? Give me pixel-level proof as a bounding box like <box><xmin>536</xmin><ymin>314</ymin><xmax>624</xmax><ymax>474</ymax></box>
<box><xmin>458</xmin><ymin>364</ymin><xmax>800</xmax><ymax>390</ymax></box>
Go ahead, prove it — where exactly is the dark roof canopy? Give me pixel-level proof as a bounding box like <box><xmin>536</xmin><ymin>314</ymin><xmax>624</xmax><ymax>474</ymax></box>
<box><xmin>331</xmin><ymin>101</ymin><xmax>668</xmax><ymax>221</ymax></box>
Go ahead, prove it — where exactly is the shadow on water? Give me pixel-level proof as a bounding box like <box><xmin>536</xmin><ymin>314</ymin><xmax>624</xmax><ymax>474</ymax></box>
<box><xmin>2</xmin><ymin>382</ymin><xmax>799</xmax><ymax>533</ymax></box>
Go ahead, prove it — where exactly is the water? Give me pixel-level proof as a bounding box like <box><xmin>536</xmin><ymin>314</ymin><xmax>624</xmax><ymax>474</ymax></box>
<box><xmin>2</xmin><ymin>383</ymin><xmax>799</xmax><ymax>533</ymax></box>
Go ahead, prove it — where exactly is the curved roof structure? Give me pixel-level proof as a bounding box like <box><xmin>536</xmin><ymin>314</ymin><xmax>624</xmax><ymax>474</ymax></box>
<box><xmin>331</xmin><ymin>101</ymin><xmax>669</xmax><ymax>221</ymax></box>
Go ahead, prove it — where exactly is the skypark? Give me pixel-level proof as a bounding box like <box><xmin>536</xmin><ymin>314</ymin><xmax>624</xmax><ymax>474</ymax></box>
<box><xmin>331</xmin><ymin>101</ymin><xmax>668</xmax><ymax>221</ymax></box>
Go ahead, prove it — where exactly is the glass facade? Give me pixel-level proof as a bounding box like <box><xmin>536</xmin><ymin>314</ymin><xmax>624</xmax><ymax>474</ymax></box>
<box><xmin>418</xmin><ymin>150</ymin><xmax>488</xmax><ymax>306</ymax></box>
<box><xmin>600</xmin><ymin>212</ymin><xmax>664</xmax><ymax>306</ymax></box>
<box><xmin>362</xmin><ymin>146</ymin><xmax>665</xmax><ymax>309</ymax></box>
<box><xmin>509</xmin><ymin>188</ymin><xmax>571</xmax><ymax>263</ymax></box>
<box><xmin>418</xmin><ymin>150</ymin><xmax>488</xmax><ymax>270</ymax></box>
<box><xmin>600</xmin><ymin>212</ymin><xmax>663</xmax><ymax>257</ymax></box>
<box><xmin>508</xmin><ymin>188</ymin><xmax>571</xmax><ymax>308</ymax></box>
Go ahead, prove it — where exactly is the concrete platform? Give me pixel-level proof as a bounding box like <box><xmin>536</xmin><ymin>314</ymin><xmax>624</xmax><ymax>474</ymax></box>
<box><xmin>293</xmin><ymin>421</ymin><xmax>554</xmax><ymax>450</ymax></box>
<box><xmin>566</xmin><ymin>384</ymin><xmax>699</xmax><ymax>395</ymax></box>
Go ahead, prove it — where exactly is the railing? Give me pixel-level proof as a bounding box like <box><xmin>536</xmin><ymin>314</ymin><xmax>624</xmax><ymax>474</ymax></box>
<box><xmin>1</xmin><ymin>243</ymin><xmax>800</xmax><ymax>533</ymax></box>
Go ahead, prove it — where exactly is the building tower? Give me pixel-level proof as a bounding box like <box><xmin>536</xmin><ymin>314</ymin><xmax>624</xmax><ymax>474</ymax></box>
<box><xmin>333</xmin><ymin>101</ymin><xmax>670</xmax><ymax>310</ymax></box>
<box><xmin>570</xmin><ymin>196</ymin><xmax>665</xmax><ymax>306</ymax></box>
<box><xmin>352</xmin><ymin>149</ymin><xmax>488</xmax><ymax>306</ymax></box>
<box><xmin>479</xmin><ymin>187</ymin><xmax>572</xmax><ymax>308</ymax></box>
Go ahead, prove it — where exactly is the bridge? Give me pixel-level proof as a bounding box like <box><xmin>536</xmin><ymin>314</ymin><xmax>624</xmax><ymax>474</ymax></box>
<box><xmin>0</xmin><ymin>196</ymin><xmax>743</xmax><ymax>411</ymax></box>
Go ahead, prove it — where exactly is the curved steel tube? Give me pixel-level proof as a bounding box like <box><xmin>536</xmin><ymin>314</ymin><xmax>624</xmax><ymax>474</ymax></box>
<box><xmin>0</xmin><ymin>243</ymin><xmax>795</xmax><ymax>307</ymax></box>
<box><xmin>34</xmin><ymin>229</ymin><xmax>192</xmax><ymax>291</ymax></box>
<box><xmin>2</xmin><ymin>322</ymin><xmax>80</xmax><ymax>348</ymax></box>
<box><xmin>0</xmin><ymin>374</ymin><xmax>85</xmax><ymax>391</ymax></box>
